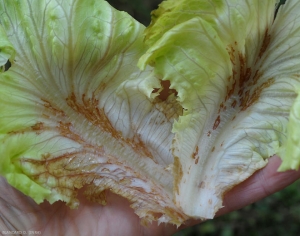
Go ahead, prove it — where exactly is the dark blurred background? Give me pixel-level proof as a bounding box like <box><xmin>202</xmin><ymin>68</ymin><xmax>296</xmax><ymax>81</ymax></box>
<box><xmin>107</xmin><ymin>0</ymin><xmax>300</xmax><ymax>235</ymax></box>
<box><xmin>107</xmin><ymin>0</ymin><xmax>161</xmax><ymax>25</ymax></box>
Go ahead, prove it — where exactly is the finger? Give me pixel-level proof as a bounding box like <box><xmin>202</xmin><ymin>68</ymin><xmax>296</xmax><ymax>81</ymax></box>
<box><xmin>179</xmin><ymin>155</ymin><xmax>300</xmax><ymax>230</ymax></box>
<box><xmin>218</xmin><ymin>155</ymin><xmax>300</xmax><ymax>215</ymax></box>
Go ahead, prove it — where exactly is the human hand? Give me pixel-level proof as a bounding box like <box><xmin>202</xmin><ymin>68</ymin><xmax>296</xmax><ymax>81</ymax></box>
<box><xmin>0</xmin><ymin>155</ymin><xmax>299</xmax><ymax>236</ymax></box>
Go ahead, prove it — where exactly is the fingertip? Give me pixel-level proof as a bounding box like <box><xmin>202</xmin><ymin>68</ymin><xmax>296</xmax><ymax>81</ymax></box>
<box><xmin>218</xmin><ymin>155</ymin><xmax>300</xmax><ymax>216</ymax></box>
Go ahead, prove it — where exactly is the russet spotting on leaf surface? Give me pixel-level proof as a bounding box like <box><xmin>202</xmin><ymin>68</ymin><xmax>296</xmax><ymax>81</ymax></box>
<box><xmin>0</xmin><ymin>0</ymin><xmax>300</xmax><ymax>226</ymax></box>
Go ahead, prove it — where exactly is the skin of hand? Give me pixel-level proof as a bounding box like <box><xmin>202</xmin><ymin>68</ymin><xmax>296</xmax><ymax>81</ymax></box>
<box><xmin>0</xmin><ymin>156</ymin><xmax>299</xmax><ymax>236</ymax></box>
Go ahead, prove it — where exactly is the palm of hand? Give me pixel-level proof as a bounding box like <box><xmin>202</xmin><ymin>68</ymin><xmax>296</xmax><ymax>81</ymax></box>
<box><xmin>0</xmin><ymin>156</ymin><xmax>299</xmax><ymax>236</ymax></box>
<box><xmin>0</xmin><ymin>177</ymin><xmax>177</xmax><ymax>236</ymax></box>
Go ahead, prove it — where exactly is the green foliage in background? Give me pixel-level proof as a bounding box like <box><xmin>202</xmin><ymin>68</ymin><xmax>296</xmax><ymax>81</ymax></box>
<box><xmin>107</xmin><ymin>0</ymin><xmax>300</xmax><ymax>235</ymax></box>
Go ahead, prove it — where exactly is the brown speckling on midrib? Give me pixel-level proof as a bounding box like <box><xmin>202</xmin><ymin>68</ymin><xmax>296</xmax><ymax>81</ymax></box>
<box><xmin>173</xmin><ymin>156</ymin><xmax>183</xmax><ymax>195</ymax></box>
<box><xmin>257</xmin><ymin>28</ymin><xmax>271</xmax><ymax>60</ymax></box>
<box><xmin>199</xmin><ymin>181</ymin><xmax>205</xmax><ymax>189</ymax></box>
<box><xmin>213</xmin><ymin>115</ymin><xmax>221</xmax><ymax>130</ymax></box>
<box><xmin>238</xmin><ymin>53</ymin><xmax>252</xmax><ymax>93</ymax></box>
<box><xmin>210</xmin><ymin>34</ymin><xmax>274</xmax><ymax>145</ymax></box>
<box><xmin>42</xmin><ymin>98</ymin><xmax>66</xmax><ymax>118</ymax></box>
<box><xmin>66</xmin><ymin>92</ymin><xmax>122</xmax><ymax>140</ymax></box>
<box><xmin>192</xmin><ymin>146</ymin><xmax>199</xmax><ymax>159</ymax></box>
<box><xmin>240</xmin><ymin>78</ymin><xmax>275</xmax><ymax>111</ymax></box>
<box><xmin>226</xmin><ymin>43</ymin><xmax>236</xmax><ymax>65</ymax></box>
<box><xmin>192</xmin><ymin>146</ymin><xmax>200</xmax><ymax>164</ymax></box>
<box><xmin>231</xmin><ymin>100</ymin><xmax>237</xmax><ymax>108</ymax></box>
<box><xmin>222</xmin><ymin>30</ymin><xmax>273</xmax><ymax>114</ymax></box>
<box><xmin>65</xmin><ymin>92</ymin><xmax>155</xmax><ymax>160</ymax></box>
<box><xmin>31</xmin><ymin>122</ymin><xmax>44</xmax><ymax>132</ymax></box>
<box><xmin>18</xmin><ymin>149</ymin><xmax>186</xmax><ymax>222</ymax></box>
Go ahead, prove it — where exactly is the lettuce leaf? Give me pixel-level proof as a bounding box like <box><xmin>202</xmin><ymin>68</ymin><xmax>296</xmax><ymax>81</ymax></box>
<box><xmin>0</xmin><ymin>0</ymin><xmax>187</xmax><ymax>224</ymax></box>
<box><xmin>139</xmin><ymin>0</ymin><xmax>300</xmax><ymax>218</ymax></box>
<box><xmin>0</xmin><ymin>0</ymin><xmax>300</xmax><ymax>225</ymax></box>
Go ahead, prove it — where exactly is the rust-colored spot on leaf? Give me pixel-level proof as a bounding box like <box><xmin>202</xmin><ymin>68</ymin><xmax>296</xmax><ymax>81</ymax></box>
<box><xmin>41</xmin><ymin>153</ymin><xmax>51</xmax><ymax>160</ymax></box>
<box><xmin>258</xmin><ymin>28</ymin><xmax>271</xmax><ymax>59</ymax></box>
<box><xmin>240</xmin><ymin>90</ymin><xmax>250</xmax><ymax>108</ymax></box>
<box><xmin>153</xmin><ymin>95</ymin><xmax>183</xmax><ymax>121</ymax></box>
<box><xmin>218</xmin><ymin>102</ymin><xmax>226</xmax><ymax>114</ymax></box>
<box><xmin>226</xmin><ymin>45</ymin><xmax>236</xmax><ymax>65</ymax></box>
<box><xmin>231</xmin><ymin>100</ymin><xmax>237</xmax><ymax>108</ymax></box>
<box><xmin>31</xmin><ymin>122</ymin><xmax>44</xmax><ymax>131</ymax></box>
<box><xmin>131</xmin><ymin>135</ymin><xmax>156</xmax><ymax>162</ymax></box>
<box><xmin>251</xmin><ymin>70</ymin><xmax>262</xmax><ymax>87</ymax></box>
<box><xmin>241</xmin><ymin>78</ymin><xmax>275</xmax><ymax>111</ymax></box>
<box><xmin>225</xmin><ymin>79</ymin><xmax>236</xmax><ymax>102</ymax></box>
<box><xmin>239</xmin><ymin>62</ymin><xmax>252</xmax><ymax>92</ymax></box>
<box><xmin>9</xmin><ymin>121</ymin><xmax>50</xmax><ymax>135</ymax></box>
<box><xmin>192</xmin><ymin>146</ymin><xmax>199</xmax><ymax>165</ymax></box>
<box><xmin>66</xmin><ymin>92</ymin><xmax>155</xmax><ymax>160</ymax></box>
<box><xmin>199</xmin><ymin>181</ymin><xmax>205</xmax><ymax>189</ymax></box>
<box><xmin>66</xmin><ymin>93</ymin><xmax>121</xmax><ymax>140</ymax></box>
<box><xmin>42</xmin><ymin>99</ymin><xmax>66</xmax><ymax>117</ymax></box>
<box><xmin>213</xmin><ymin>115</ymin><xmax>221</xmax><ymax>130</ymax></box>
<box><xmin>173</xmin><ymin>156</ymin><xmax>183</xmax><ymax>195</ymax></box>
<box><xmin>192</xmin><ymin>146</ymin><xmax>199</xmax><ymax>159</ymax></box>
<box><xmin>57</xmin><ymin>121</ymin><xmax>86</xmax><ymax>145</ymax></box>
